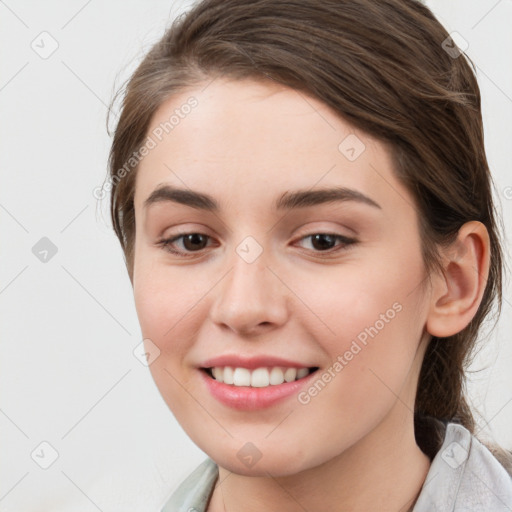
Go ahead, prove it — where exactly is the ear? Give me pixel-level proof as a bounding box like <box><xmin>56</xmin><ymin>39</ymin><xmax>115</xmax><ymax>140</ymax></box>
<box><xmin>426</xmin><ymin>221</ymin><xmax>490</xmax><ymax>338</ymax></box>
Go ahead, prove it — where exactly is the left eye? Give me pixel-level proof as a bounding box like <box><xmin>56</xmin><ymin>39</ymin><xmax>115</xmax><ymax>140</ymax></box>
<box><xmin>157</xmin><ymin>232</ymin><xmax>356</xmax><ymax>257</ymax></box>
<box><xmin>295</xmin><ymin>233</ymin><xmax>356</xmax><ymax>252</ymax></box>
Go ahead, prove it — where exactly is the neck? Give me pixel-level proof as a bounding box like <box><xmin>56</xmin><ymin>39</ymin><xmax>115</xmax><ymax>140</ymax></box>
<box><xmin>208</xmin><ymin>403</ymin><xmax>431</xmax><ymax>512</ymax></box>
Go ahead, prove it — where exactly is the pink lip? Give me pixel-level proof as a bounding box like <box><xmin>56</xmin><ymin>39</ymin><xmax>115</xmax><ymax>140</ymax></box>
<box><xmin>199</xmin><ymin>368</ymin><xmax>318</xmax><ymax>410</ymax></box>
<box><xmin>199</xmin><ymin>354</ymin><xmax>314</xmax><ymax>370</ymax></box>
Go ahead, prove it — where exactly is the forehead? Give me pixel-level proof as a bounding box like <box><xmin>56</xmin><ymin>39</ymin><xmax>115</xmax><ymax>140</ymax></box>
<box><xmin>133</xmin><ymin>78</ymin><xmax>405</xmax><ymax>216</ymax></box>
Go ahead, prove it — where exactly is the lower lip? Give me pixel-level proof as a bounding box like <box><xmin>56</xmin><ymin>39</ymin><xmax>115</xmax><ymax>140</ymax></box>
<box><xmin>199</xmin><ymin>369</ymin><xmax>318</xmax><ymax>410</ymax></box>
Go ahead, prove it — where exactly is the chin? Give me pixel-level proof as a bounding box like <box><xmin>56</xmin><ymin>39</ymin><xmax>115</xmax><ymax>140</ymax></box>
<box><xmin>203</xmin><ymin>442</ymin><xmax>318</xmax><ymax>478</ymax></box>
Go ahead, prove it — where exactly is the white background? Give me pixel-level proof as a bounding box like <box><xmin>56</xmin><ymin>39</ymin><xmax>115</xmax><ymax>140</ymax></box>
<box><xmin>1</xmin><ymin>1</ymin><xmax>511</xmax><ymax>510</ymax></box>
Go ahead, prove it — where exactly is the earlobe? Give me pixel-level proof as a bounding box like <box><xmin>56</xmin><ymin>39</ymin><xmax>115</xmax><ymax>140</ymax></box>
<box><xmin>426</xmin><ymin>221</ymin><xmax>490</xmax><ymax>338</ymax></box>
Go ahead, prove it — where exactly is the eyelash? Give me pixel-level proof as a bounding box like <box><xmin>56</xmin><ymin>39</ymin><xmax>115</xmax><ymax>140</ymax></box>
<box><xmin>156</xmin><ymin>231</ymin><xmax>357</xmax><ymax>258</ymax></box>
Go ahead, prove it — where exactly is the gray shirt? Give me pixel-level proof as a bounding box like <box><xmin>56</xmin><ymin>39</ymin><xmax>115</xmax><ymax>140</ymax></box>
<box><xmin>161</xmin><ymin>422</ymin><xmax>512</xmax><ymax>511</ymax></box>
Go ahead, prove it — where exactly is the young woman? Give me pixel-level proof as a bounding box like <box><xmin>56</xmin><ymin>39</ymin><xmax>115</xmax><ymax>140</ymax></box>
<box><xmin>105</xmin><ymin>0</ymin><xmax>512</xmax><ymax>510</ymax></box>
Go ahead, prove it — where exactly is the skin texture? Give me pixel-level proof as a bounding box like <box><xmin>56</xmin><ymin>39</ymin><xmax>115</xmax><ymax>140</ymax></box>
<box><xmin>131</xmin><ymin>78</ymin><xmax>490</xmax><ymax>511</ymax></box>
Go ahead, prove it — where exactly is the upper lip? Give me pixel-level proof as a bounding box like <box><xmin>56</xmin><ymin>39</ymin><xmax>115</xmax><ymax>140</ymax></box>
<box><xmin>199</xmin><ymin>354</ymin><xmax>317</xmax><ymax>370</ymax></box>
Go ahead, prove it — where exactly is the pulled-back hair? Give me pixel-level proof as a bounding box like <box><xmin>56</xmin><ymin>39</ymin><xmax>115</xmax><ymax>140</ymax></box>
<box><xmin>106</xmin><ymin>0</ymin><xmax>507</xmax><ymax>462</ymax></box>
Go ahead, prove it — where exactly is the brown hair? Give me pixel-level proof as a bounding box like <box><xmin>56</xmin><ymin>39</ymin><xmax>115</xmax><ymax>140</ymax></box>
<box><xmin>106</xmin><ymin>0</ymin><xmax>507</xmax><ymax>461</ymax></box>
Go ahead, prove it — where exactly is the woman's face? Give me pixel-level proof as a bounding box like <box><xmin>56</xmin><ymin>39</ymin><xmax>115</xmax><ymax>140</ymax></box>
<box><xmin>132</xmin><ymin>77</ymin><xmax>432</xmax><ymax>476</ymax></box>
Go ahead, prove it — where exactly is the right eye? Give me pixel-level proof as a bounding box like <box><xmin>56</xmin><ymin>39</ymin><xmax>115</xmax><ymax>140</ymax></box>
<box><xmin>157</xmin><ymin>232</ymin><xmax>214</xmax><ymax>257</ymax></box>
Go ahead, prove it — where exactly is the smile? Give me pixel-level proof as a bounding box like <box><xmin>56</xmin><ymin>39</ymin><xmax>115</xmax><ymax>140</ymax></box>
<box><xmin>204</xmin><ymin>366</ymin><xmax>317</xmax><ymax>387</ymax></box>
<box><xmin>200</xmin><ymin>365</ymin><xmax>320</xmax><ymax>410</ymax></box>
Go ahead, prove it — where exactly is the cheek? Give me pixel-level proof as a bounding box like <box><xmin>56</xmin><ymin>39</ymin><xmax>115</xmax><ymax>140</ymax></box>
<box><xmin>291</xmin><ymin>252</ymin><xmax>426</xmax><ymax>400</ymax></box>
<box><xmin>133</xmin><ymin>261</ymin><xmax>221</xmax><ymax>378</ymax></box>
<box><xmin>133</xmin><ymin>262</ymin><xmax>193</xmax><ymax>352</ymax></box>
<box><xmin>293</xmin><ymin>254</ymin><xmax>421</xmax><ymax>348</ymax></box>
<box><xmin>288</xmin><ymin>279</ymin><xmax>424</xmax><ymax>457</ymax></box>
<box><xmin>133</xmin><ymin>267</ymin><xmax>203</xmax><ymax>414</ymax></box>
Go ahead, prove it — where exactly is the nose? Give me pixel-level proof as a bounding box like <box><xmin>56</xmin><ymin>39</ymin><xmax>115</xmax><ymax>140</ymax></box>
<box><xmin>208</xmin><ymin>246</ymin><xmax>289</xmax><ymax>336</ymax></box>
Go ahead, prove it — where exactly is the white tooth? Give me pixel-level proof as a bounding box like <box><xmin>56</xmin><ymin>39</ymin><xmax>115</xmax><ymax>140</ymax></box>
<box><xmin>216</xmin><ymin>366</ymin><xmax>308</xmax><ymax>387</ymax></box>
<box><xmin>233</xmin><ymin>367</ymin><xmax>251</xmax><ymax>386</ymax></box>
<box><xmin>251</xmin><ymin>368</ymin><xmax>270</xmax><ymax>387</ymax></box>
<box><xmin>223</xmin><ymin>366</ymin><xmax>234</xmax><ymax>385</ymax></box>
<box><xmin>212</xmin><ymin>367</ymin><xmax>223</xmax><ymax>382</ymax></box>
<box><xmin>284</xmin><ymin>368</ymin><xmax>297</xmax><ymax>382</ymax></box>
<box><xmin>296</xmin><ymin>368</ymin><xmax>309</xmax><ymax>379</ymax></box>
<box><xmin>269</xmin><ymin>367</ymin><xmax>285</xmax><ymax>385</ymax></box>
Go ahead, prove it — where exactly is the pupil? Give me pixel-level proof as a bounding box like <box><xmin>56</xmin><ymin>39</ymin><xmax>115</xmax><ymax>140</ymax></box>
<box><xmin>184</xmin><ymin>234</ymin><xmax>207</xmax><ymax>251</ymax></box>
<box><xmin>312</xmin><ymin>234</ymin><xmax>335</xmax><ymax>251</ymax></box>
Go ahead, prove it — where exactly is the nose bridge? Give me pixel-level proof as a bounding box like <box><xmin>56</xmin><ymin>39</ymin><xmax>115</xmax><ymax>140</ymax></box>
<box><xmin>209</xmin><ymin>234</ymin><xmax>288</xmax><ymax>333</ymax></box>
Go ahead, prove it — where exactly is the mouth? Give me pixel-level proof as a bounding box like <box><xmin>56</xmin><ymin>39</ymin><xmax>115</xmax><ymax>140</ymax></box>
<box><xmin>199</xmin><ymin>364</ymin><xmax>320</xmax><ymax>410</ymax></box>
<box><xmin>201</xmin><ymin>366</ymin><xmax>320</xmax><ymax>388</ymax></box>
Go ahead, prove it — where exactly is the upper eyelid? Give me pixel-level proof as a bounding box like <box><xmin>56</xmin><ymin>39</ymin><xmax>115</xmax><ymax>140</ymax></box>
<box><xmin>161</xmin><ymin>221</ymin><xmax>357</xmax><ymax>238</ymax></box>
<box><xmin>162</xmin><ymin>230</ymin><xmax>356</xmax><ymax>243</ymax></box>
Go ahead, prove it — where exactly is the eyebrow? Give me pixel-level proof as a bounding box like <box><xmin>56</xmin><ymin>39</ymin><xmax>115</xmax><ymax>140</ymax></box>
<box><xmin>143</xmin><ymin>184</ymin><xmax>382</xmax><ymax>212</ymax></box>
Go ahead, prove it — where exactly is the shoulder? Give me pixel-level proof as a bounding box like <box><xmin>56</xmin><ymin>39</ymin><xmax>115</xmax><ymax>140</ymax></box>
<box><xmin>413</xmin><ymin>422</ymin><xmax>512</xmax><ymax>511</ymax></box>
<box><xmin>161</xmin><ymin>457</ymin><xmax>219</xmax><ymax>512</ymax></box>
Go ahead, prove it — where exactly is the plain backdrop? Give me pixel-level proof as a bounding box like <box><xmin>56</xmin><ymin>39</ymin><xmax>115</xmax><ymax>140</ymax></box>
<box><xmin>1</xmin><ymin>1</ymin><xmax>511</xmax><ymax>510</ymax></box>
